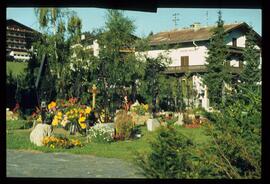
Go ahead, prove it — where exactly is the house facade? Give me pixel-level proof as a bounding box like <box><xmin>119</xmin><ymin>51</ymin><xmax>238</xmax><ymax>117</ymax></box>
<box><xmin>6</xmin><ymin>19</ymin><xmax>39</xmax><ymax>61</ymax></box>
<box><xmin>143</xmin><ymin>22</ymin><xmax>261</xmax><ymax>110</ymax></box>
<box><xmin>76</xmin><ymin>22</ymin><xmax>261</xmax><ymax>111</ymax></box>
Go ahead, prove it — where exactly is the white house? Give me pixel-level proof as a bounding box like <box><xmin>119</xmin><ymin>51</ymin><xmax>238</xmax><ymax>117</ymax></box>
<box><xmin>77</xmin><ymin>22</ymin><xmax>261</xmax><ymax>111</ymax></box>
<box><xmin>142</xmin><ymin>22</ymin><xmax>261</xmax><ymax>110</ymax></box>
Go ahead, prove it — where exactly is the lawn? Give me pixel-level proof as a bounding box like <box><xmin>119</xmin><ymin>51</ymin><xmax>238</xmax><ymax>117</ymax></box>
<box><xmin>6</xmin><ymin>61</ymin><xmax>28</xmax><ymax>77</ymax></box>
<box><xmin>6</xmin><ymin>120</ymin><xmax>210</xmax><ymax>162</ymax></box>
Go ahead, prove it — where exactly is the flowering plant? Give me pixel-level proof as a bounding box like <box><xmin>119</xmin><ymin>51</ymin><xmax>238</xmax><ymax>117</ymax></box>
<box><xmin>131</xmin><ymin>103</ymin><xmax>149</xmax><ymax>115</ymax></box>
<box><xmin>42</xmin><ymin>136</ymin><xmax>83</xmax><ymax>149</ymax></box>
<box><xmin>87</xmin><ymin>124</ymin><xmax>114</xmax><ymax>143</ymax></box>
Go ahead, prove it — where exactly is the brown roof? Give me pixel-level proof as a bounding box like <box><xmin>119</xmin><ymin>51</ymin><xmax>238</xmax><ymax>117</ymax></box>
<box><xmin>7</xmin><ymin>19</ymin><xmax>39</xmax><ymax>34</ymax></box>
<box><xmin>149</xmin><ymin>22</ymin><xmax>256</xmax><ymax>45</ymax></box>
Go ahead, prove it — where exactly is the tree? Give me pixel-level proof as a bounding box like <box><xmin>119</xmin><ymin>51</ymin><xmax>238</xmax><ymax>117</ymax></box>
<box><xmin>201</xmin><ymin>87</ymin><xmax>261</xmax><ymax>178</ymax></box>
<box><xmin>95</xmin><ymin>10</ymin><xmax>143</xmax><ymax>121</ymax></box>
<box><xmin>136</xmin><ymin>127</ymin><xmax>199</xmax><ymax>178</ymax></box>
<box><xmin>239</xmin><ymin>26</ymin><xmax>261</xmax><ymax>95</ymax></box>
<box><xmin>138</xmin><ymin>55</ymin><xmax>171</xmax><ymax>117</ymax></box>
<box><xmin>34</xmin><ymin>8</ymin><xmax>63</xmax><ymax>64</ymax></box>
<box><xmin>67</xmin><ymin>15</ymin><xmax>82</xmax><ymax>44</ymax></box>
<box><xmin>203</xmin><ymin>11</ymin><xmax>230</xmax><ymax>108</ymax></box>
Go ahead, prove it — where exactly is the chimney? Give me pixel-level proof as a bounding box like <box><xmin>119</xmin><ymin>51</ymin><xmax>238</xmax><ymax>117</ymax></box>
<box><xmin>190</xmin><ymin>22</ymin><xmax>201</xmax><ymax>31</ymax></box>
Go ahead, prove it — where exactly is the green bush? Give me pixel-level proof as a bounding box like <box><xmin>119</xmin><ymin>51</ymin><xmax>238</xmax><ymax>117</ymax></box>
<box><xmin>114</xmin><ymin>110</ymin><xmax>134</xmax><ymax>140</ymax></box>
<box><xmin>135</xmin><ymin>126</ymin><xmax>200</xmax><ymax>178</ymax></box>
<box><xmin>200</xmin><ymin>92</ymin><xmax>261</xmax><ymax>179</ymax></box>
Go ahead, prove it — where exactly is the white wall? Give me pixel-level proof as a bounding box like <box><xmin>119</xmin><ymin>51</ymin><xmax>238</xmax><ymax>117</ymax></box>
<box><xmin>144</xmin><ymin>45</ymin><xmax>208</xmax><ymax>67</ymax></box>
<box><xmin>225</xmin><ymin>29</ymin><xmax>246</xmax><ymax>47</ymax></box>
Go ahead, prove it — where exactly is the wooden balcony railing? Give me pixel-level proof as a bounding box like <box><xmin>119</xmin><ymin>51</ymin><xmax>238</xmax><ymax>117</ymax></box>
<box><xmin>164</xmin><ymin>65</ymin><xmax>242</xmax><ymax>74</ymax></box>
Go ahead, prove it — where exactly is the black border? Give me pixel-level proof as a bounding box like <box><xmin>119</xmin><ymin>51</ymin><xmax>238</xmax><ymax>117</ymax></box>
<box><xmin>1</xmin><ymin>0</ymin><xmax>268</xmax><ymax>183</ymax></box>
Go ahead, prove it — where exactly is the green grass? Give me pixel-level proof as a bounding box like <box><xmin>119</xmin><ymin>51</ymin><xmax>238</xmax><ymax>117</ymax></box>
<box><xmin>6</xmin><ymin>61</ymin><xmax>27</xmax><ymax>77</ymax></box>
<box><xmin>6</xmin><ymin>120</ymin><xmax>32</xmax><ymax>130</ymax></box>
<box><xmin>6</xmin><ymin>120</ymin><xmax>210</xmax><ymax>162</ymax></box>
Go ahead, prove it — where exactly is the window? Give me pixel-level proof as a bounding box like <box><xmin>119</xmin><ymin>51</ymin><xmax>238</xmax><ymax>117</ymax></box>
<box><xmin>181</xmin><ymin>56</ymin><xmax>189</xmax><ymax>67</ymax></box>
<box><xmin>232</xmin><ymin>38</ymin><xmax>237</xmax><ymax>47</ymax></box>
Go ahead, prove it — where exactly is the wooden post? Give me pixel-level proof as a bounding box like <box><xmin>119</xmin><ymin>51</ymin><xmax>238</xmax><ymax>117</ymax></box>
<box><xmin>92</xmin><ymin>84</ymin><xmax>97</xmax><ymax>109</ymax></box>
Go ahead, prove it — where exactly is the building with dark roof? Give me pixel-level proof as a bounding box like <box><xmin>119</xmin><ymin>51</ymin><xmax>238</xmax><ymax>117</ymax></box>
<box><xmin>6</xmin><ymin>19</ymin><xmax>40</xmax><ymax>61</ymax></box>
<box><xmin>143</xmin><ymin>22</ymin><xmax>261</xmax><ymax>110</ymax></box>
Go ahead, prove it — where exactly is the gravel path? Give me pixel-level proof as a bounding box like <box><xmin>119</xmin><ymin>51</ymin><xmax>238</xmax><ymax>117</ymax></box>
<box><xmin>6</xmin><ymin>149</ymin><xmax>145</xmax><ymax>178</ymax></box>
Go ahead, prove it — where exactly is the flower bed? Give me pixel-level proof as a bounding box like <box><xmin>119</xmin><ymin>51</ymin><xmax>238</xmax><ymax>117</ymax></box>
<box><xmin>32</xmin><ymin>99</ymin><xmax>93</xmax><ymax>132</ymax></box>
<box><xmin>87</xmin><ymin>124</ymin><xmax>114</xmax><ymax>143</ymax></box>
<box><xmin>42</xmin><ymin>136</ymin><xmax>83</xmax><ymax>149</ymax></box>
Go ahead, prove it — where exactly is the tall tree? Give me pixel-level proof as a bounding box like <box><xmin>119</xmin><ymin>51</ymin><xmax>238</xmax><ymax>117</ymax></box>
<box><xmin>203</xmin><ymin>11</ymin><xmax>230</xmax><ymax>108</ymax></box>
<box><xmin>139</xmin><ymin>55</ymin><xmax>171</xmax><ymax>117</ymax></box>
<box><xmin>96</xmin><ymin>10</ymin><xmax>141</xmax><ymax>121</ymax></box>
<box><xmin>67</xmin><ymin>15</ymin><xmax>82</xmax><ymax>44</ymax></box>
<box><xmin>34</xmin><ymin>8</ymin><xmax>62</xmax><ymax>63</ymax></box>
<box><xmin>239</xmin><ymin>26</ymin><xmax>261</xmax><ymax>94</ymax></box>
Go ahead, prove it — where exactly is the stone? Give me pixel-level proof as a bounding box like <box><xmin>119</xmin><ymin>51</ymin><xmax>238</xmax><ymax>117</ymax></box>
<box><xmin>174</xmin><ymin>113</ymin><xmax>184</xmax><ymax>126</ymax></box>
<box><xmin>146</xmin><ymin>119</ymin><xmax>160</xmax><ymax>131</ymax></box>
<box><xmin>30</xmin><ymin>124</ymin><xmax>53</xmax><ymax>146</ymax></box>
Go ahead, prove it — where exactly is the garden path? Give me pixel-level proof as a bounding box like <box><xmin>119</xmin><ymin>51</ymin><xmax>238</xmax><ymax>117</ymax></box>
<box><xmin>6</xmin><ymin>149</ymin><xmax>145</xmax><ymax>178</ymax></box>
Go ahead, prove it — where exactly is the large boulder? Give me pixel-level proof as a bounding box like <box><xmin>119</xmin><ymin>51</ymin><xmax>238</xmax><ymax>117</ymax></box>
<box><xmin>30</xmin><ymin>124</ymin><xmax>53</xmax><ymax>146</ymax></box>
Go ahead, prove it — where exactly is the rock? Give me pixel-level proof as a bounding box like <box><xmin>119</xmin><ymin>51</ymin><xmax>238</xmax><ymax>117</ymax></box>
<box><xmin>30</xmin><ymin>124</ymin><xmax>53</xmax><ymax>146</ymax></box>
<box><xmin>146</xmin><ymin>119</ymin><xmax>160</xmax><ymax>131</ymax></box>
<box><xmin>174</xmin><ymin>113</ymin><xmax>184</xmax><ymax>126</ymax></box>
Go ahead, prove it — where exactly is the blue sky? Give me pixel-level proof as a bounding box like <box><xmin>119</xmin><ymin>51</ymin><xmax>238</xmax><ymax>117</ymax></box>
<box><xmin>6</xmin><ymin>8</ymin><xmax>261</xmax><ymax>37</ymax></box>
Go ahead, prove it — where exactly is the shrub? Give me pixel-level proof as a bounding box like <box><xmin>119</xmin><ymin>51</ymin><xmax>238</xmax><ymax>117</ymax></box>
<box><xmin>114</xmin><ymin>110</ymin><xmax>134</xmax><ymax>140</ymax></box>
<box><xmin>200</xmin><ymin>92</ymin><xmax>261</xmax><ymax>179</ymax></box>
<box><xmin>131</xmin><ymin>104</ymin><xmax>148</xmax><ymax>115</ymax></box>
<box><xmin>135</xmin><ymin>126</ymin><xmax>200</xmax><ymax>178</ymax></box>
<box><xmin>87</xmin><ymin>124</ymin><xmax>114</xmax><ymax>143</ymax></box>
<box><xmin>183</xmin><ymin>113</ymin><xmax>192</xmax><ymax>124</ymax></box>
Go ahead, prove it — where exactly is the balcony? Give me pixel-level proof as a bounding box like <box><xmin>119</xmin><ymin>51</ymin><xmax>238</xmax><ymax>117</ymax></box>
<box><xmin>7</xmin><ymin>33</ymin><xmax>26</xmax><ymax>39</ymax></box>
<box><xmin>164</xmin><ymin>65</ymin><xmax>242</xmax><ymax>74</ymax></box>
<box><xmin>164</xmin><ymin>65</ymin><xmax>206</xmax><ymax>74</ymax></box>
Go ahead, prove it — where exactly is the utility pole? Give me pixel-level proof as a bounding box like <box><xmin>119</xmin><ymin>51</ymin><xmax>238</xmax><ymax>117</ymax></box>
<box><xmin>206</xmin><ymin>11</ymin><xmax>209</xmax><ymax>26</ymax></box>
<box><xmin>172</xmin><ymin>13</ymin><xmax>180</xmax><ymax>28</ymax></box>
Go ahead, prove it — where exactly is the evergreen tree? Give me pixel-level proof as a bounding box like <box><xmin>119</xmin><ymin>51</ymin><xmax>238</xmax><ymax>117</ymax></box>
<box><xmin>239</xmin><ymin>26</ymin><xmax>261</xmax><ymax>94</ymax></box>
<box><xmin>203</xmin><ymin>11</ymin><xmax>230</xmax><ymax>108</ymax></box>
<box><xmin>135</xmin><ymin>127</ymin><xmax>198</xmax><ymax>178</ymax></box>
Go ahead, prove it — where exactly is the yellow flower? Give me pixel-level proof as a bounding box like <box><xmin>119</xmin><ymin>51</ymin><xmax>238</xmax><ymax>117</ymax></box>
<box><xmin>52</xmin><ymin>117</ymin><xmax>59</xmax><ymax>126</ymax></box>
<box><xmin>80</xmin><ymin>122</ymin><xmax>86</xmax><ymax>129</ymax></box>
<box><xmin>57</xmin><ymin>111</ymin><xmax>62</xmax><ymax>117</ymax></box>
<box><xmin>37</xmin><ymin>115</ymin><xmax>42</xmax><ymax>123</ymax></box>
<box><xmin>85</xmin><ymin>107</ymin><xmax>91</xmax><ymax>114</ymax></box>
<box><xmin>48</xmin><ymin>101</ymin><xmax>57</xmax><ymax>110</ymax></box>
<box><xmin>78</xmin><ymin>116</ymin><xmax>86</xmax><ymax>123</ymax></box>
<box><xmin>144</xmin><ymin>104</ymin><xmax>149</xmax><ymax>111</ymax></box>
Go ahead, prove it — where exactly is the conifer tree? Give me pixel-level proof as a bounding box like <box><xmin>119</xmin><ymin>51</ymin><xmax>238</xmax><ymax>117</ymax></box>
<box><xmin>239</xmin><ymin>26</ymin><xmax>261</xmax><ymax>93</ymax></box>
<box><xmin>203</xmin><ymin>11</ymin><xmax>230</xmax><ymax>108</ymax></box>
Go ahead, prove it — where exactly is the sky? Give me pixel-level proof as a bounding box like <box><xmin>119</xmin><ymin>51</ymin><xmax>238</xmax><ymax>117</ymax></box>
<box><xmin>6</xmin><ymin>8</ymin><xmax>261</xmax><ymax>37</ymax></box>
